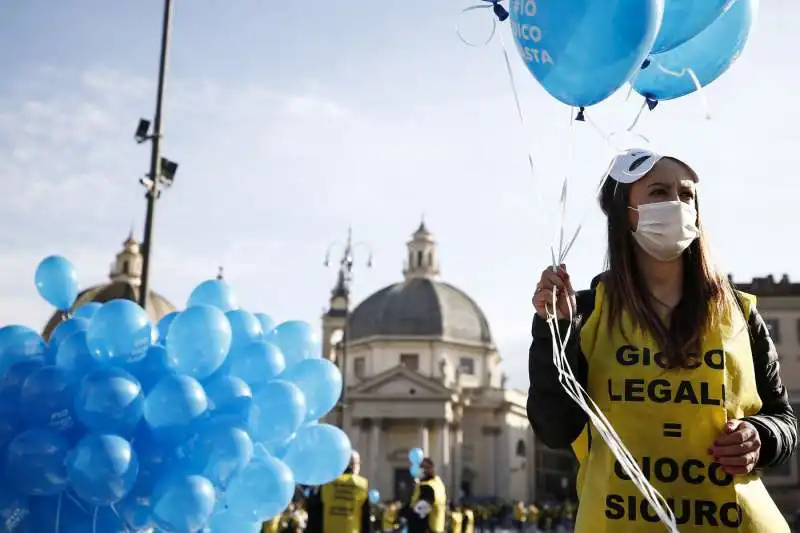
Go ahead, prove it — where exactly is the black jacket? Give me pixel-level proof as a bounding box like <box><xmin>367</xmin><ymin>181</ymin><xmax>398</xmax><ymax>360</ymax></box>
<box><xmin>527</xmin><ymin>277</ymin><xmax>798</xmax><ymax>469</ymax></box>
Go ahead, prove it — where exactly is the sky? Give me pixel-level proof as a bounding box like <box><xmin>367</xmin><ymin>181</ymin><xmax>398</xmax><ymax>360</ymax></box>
<box><xmin>0</xmin><ymin>1</ymin><xmax>797</xmax><ymax>390</ymax></box>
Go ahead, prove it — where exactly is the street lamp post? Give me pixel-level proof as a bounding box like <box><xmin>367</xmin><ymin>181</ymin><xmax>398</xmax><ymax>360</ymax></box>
<box><xmin>324</xmin><ymin>227</ymin><xmax>373</xmax><ymax>412</ymax></box>
<box><xmin>137</xmin><ymin>0</ymin><xmax>178</xmax><ymax>309</ymax></box>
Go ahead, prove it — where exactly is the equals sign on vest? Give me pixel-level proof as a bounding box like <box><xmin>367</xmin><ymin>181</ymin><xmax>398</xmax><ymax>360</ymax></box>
<box><xmin>663</xmin><ymin>423</ymin><xmax>682</xmax><ymax>438</ymax></box>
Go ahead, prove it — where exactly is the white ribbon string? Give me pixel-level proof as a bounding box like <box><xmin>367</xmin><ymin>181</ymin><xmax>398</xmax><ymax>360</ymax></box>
<box><xmin>654</xmin><ymin>62</ymin><xmax>711</xmax><ymax>120</ymax></box>
<box><xmin>455</xmin><ymin>4</ymin><xmax>498</xmax><ymax>47</ymax></box>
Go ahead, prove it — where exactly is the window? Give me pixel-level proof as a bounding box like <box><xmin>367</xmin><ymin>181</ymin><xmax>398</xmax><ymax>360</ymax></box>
<box><xmin>459</xmin><ymin>357</ymin><xmax>475</xmax><ymax>375</ymax></box>
<box><xmin>515</xmin><ymin>439</ymin><xmax>527</xmax><ymax>457</ymax></box>
<box><xmin>400</xmin><ymin>353</ymin><xmax>419</xmax><ymax>371</ymax></box>
<box><xmin>765</xmin><ymin>319</ymin><xmax>781</xmax><ymax>343</ymax></box>
<box><xmin>353</xmin><ymin>357</ymin><xmax>365</xmax><ymax>379</ymax></box>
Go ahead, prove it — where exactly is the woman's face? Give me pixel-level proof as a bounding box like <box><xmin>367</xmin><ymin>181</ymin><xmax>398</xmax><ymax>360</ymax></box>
<box><xmin>627</xmin><ymin>158</ymin><xmax>697</xmax><ymax>230</ymax></box>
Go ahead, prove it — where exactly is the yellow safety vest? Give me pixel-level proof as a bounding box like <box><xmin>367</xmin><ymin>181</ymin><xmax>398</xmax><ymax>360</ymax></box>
<box><xmin>449</xmin><ymin>510</ymin><xmax>463</xmax><ymax>533</ymax></box>
<box><xmin>462</xmin><ymin>509</ymin><xmax>474</xmax><ymax>533</ymax></box>
<box><xmin>320</xmin><ymin>472</ymin><xmax>369</xmax><ymax>533</ymax></box>
<box><xmin>382</xmin><ymin>506</ymin><xmax>396</xmax><ymax>530</ymax></box>
<box><xmin>261</xmin><ymin>515</ymin><xmax>280</xmax><ymax>533</ymax></box>
<box><xmin>513</xmin><ymin>504</ymin><xmax>526</xmax><ymax>522</ymax></box>
<box><xmin>571</xmin><ymin>284</ymin><xmax>788</xmax><ymax>532</ymax></box>
<box><xmin>411</xmin><ymin>475</ymin><xmax>447</xmax><ymax>532</ymax></box>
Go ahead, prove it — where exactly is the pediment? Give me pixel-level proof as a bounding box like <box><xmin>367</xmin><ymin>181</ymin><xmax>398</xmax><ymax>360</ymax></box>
<box><xmin>350</xmin><ymin>366</ymin><xmax>452</xmax><ymax>398</ymax></box>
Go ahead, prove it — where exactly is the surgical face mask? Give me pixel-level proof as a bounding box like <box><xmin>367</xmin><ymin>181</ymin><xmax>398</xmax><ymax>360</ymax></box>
<box><xmin>629</xmin><ymin>201</ymin><xmax>700</xmax><ymax>262</ymax></box>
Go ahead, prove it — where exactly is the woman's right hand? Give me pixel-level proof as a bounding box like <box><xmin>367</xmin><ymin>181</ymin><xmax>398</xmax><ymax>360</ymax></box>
<box><xmin>532</xmin><ymin>264</ymin><xmax>576</xmax><ymax>320</ymax></box>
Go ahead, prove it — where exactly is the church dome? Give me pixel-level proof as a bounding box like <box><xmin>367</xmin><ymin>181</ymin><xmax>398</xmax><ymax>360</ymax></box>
<box><xmin>347</xmin><ymin>222</ymin><xmax>493</xmax><ymax>345</ymax></box>
<box><xmin>42</xmin><ymin>232</ymin><xmax>176</xmax><ymax>340</ymax></box>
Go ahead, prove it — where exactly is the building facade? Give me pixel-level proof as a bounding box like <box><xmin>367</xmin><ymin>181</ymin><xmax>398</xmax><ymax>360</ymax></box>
<box><xmin>735</xmin><ymin>274</ymin><xmax>800</xmax><ymax>515</ymax></box>
<box><xmin>321</xmin><ymin>222</ymin><xmax>535</xmax><ymax>503</ymax></box>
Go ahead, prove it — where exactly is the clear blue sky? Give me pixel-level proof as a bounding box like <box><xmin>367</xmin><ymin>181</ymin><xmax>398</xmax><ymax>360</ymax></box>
<box><xmin>1</xmin><ymin>1</ymin><xmax>796</xmax><ymax>388</ymax></box>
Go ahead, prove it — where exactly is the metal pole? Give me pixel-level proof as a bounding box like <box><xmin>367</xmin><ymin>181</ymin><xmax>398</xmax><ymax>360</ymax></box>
<box><xmin>139</xmin><ymin>0</ymin><xmax>174</xmax><ymax>308</ymax></box>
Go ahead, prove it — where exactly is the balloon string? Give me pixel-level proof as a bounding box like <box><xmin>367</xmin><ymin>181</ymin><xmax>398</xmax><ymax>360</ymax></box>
<box><xmin>654</xmin><ymin>61</ymin><xmax>711</xmax><ymax>120</ymax></box>
<box><xmin>625</xmin><ymin>99</ymin><xmax>649</xmax><ymax>132</ymax></box>
<box><xmin>455</xmin><ymin>3</ymin><xmax>497</xmax><ymax>47</ymax></box>
<box><xmin>55</xmin><ymin>493</ymin><xmax>62</xmax><ymax>533</ymax></box>
<box><xmin>92</xmin><ymin>506</ymin><xmax>98</xmax><ymax>533</ymax></box>
<box><xmin>110</xmin><ymin>503</ymin><xmax>131</xmax><ymax>533</ymax></box>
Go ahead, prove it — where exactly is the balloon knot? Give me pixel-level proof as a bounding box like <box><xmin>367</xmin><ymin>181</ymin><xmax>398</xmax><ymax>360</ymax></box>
<box><xmin>575</xmin><ymin>107</ymin><xmax>586</xmax><ymax>122</ymax></box>
<box><xmin>641</xmin><ymin>58</ymin><xmax>651</xmax><ymax>69</ymax></box>
<box><xmin>483</xmin><ymin>0</ymin><xmax>509</xmax><ymax>21</ymax></box>
<box><xmin>645</xmin><ymin>97</ymin><xmax>658</xmax><ymax>111</ymax></box>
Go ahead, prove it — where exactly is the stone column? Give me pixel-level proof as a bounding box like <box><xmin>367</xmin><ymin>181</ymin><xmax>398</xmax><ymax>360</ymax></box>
<box><xmin>370</xmin><ymin>419</ymin><xmax>381</xmax><ymax>482</ymax></box>
<box><xmin>483</xmin><ymin>427</ymin><xmax>497</xmax><ymax>495</ymax></box>
<box><xmin>419</xmin><ymin>422</ymin><xmax>430</xmax><ymax>456</ymax></box>
<box><xmin>453</xmin><ymin>424</ymin><xmax>464</xmax><ymax>498</ymax></box>
<box><xmin>350</xmin><ymin>417</ymin><xmax>362</xmax><ymax>455</ymax></box>
<box><xmin>438</xmin><ymin>422</ymin><xmax>450</xmax><ymax>489</ymax></box>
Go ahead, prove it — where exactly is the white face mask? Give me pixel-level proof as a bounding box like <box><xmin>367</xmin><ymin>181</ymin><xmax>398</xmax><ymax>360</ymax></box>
<box><xmin>630</xmin><ymin>201</ymin><xmax>701</xmax><ymax>262</ymax></box>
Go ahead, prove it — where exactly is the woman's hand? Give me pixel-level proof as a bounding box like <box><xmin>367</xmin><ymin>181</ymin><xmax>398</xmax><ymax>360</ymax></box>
<box><xmin>532</xmin><ymin>264</ymin><xmax>576</xmax><ymax>320</ymax></box>
<box><xmin>709</xmin><ymin>419</ymin><xmax>761</xmax><ymax>475</ymax></box>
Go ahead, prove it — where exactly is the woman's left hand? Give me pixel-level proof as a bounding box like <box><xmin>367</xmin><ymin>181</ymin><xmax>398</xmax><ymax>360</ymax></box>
<box><xmin>709</xmin><ymin>419</ymin><xmax>761</xmax><ymax>475</ymax></box>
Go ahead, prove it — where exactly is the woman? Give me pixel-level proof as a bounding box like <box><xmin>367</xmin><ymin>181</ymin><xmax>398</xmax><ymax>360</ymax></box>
<box><xmin>528</xmin><ymin>148</ymin><xmax>797</xmax><ymax>532</ymax></box>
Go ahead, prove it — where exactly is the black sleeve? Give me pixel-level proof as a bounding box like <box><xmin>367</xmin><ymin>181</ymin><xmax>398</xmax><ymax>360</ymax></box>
<box><xmin>418</xmin><ymin>484</ymin><xmax>435</xmax><ymax>504</ymax></box>
<box><xmin>305</xmin><ymin>488</ymin><xmax>323</xmax><ymax>533</ymax></box>
<box><xmin>741</xmin><ymin>305</ymin><xmax>798</xmax><ymax>468</ymax></box>
<box><xmin>527</xmin><ymin>289</ymin><xmax>594</xmax><ymax>449</ymax></box>
<box><xmin>361</xmin><ymin>497</ymin><xmax>371</xmax><ymax>533</ymax></box>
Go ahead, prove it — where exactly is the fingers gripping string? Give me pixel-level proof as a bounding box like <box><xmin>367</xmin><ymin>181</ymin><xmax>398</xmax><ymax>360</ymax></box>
<box><xmin>546</xmin><ymin>289</ymin><xmax>679</xmax><ymax>532</ymax></box>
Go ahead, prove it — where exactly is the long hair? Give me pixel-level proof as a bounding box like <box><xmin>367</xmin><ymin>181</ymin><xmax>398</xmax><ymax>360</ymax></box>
<box><xmin>597</xmin><ymin>161</ymin><xmax>734</xmax><ymax>368</ymax></box>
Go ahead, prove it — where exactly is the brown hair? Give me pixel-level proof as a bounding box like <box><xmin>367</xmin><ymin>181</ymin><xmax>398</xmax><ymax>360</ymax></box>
<box><xmin>598</xmin><ymin>160</ymin><xmax>733</xmax><ymax>368</ymax></box>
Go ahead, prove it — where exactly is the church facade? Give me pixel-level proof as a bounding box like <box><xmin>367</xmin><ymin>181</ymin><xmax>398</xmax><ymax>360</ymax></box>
<box><xmin>321</xmin><ymin>222</ymin><xmax>535</xmax><ymax>503</ymax></box>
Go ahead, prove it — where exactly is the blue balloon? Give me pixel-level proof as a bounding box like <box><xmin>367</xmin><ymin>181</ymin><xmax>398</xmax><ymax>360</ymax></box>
<box><xmin>70</xmin><ymin>505</ymin><xmax>128</xmax><ymax>533</ymax></box>
<box><xmin>282</xmin><ymin>423</ymin><xmax>352</xmax><ymax>485</ymax></box>
<box><xmin>4</xmin><ymin>428</ymin><xmax>69</xmax><ymax>496</ymax></box>
<box><xmin>652</xmin><ymin>0</ymin><xmax>729</xmax><ymax>53</ymax></box>
<box><xmin>264</xmin><ymin>321</ymin><xmax>320</xmax><ymax>370</ymax></box>
<box><xmin>247</xmin><ymin>380</ymin><xmax>306</xmax><ymax>446</ymax></box>
<box><xmin>204</xmin><ymin>375</ymin><xmax>252</xmax><ymax>428</ymax></box>
<box><xmin>144</xmin><ymin>375</ymin><xmax>208</xmax><ymax>444</ymax></box>
<box><xmin>228</xmin><ymin>341</ymin><xmax>285</xmax><ymax>388</ymax></box>
<box><xmin>72</xmin><ymin>301</ymin><xmax>102</xmax><ymax>321</ymax></box>
<box><xmin>254</xmin><ymin>313</ymin><xmax>275</xmax><ymax>338</ymax></box>
<box><xmin>203</xmin><ymin>508</ymin><xmax>263</xmax><ymax>533</ymax></box>
<box><xmin>0</xmin><ymin>485</ymin><xmax>32</xmax><ymax>532</ymax></box>
<box><xmin>66</xmin><ymin>433</ymin><xmax>139</xmax><ymax>506</ymax></box>
<box><xmin>226</xmin><ymin>453</ymin><xmax>295</xmax><ymax>522</ymax></box>
<box><xmin>19</xmin><ymin>365</ymin><xmax>77</xmax><ymax>433</ymax></box>
<box><xmin>152</xmin><ymin>474</ymin><xmax>216</xmax><ymax>533</ymax></box>
<box><xmin>125</xmin><ymin>344</ymin><xmax>175</xmax><ymax>393</ymax></box>
<box><xmin>86</xmin><ymin>299</ymin><xmax>153</xmax><ymax>364</ymax></box>
<box><xmin>187</xmin><ymin>279</ymin><xmax>238</xmax><ymax>312</ymax></box>
<box><xmin>156</xmin><ymin>311</ymin><xmax>179</xmax><ymax>345</ymax></box>
<box><xmin>280</xmin><ymin>358</ymin><xmax>342</xmax><ymax>422</ymax></box>
<box><xmin>0</xmin><ymin>359</ymin><xmax>44</xmax><ymax>405</ymax></box>
<box><xmin>35</xmin><ymin>255</ymin><xmax>79</xmax><ymax>311</ymax></box>
<box><xmin>47</xmin><ymin>317</ymin><xmax>89</xmax><ymax>359</ymax></box>
<box><xmin>369</xmin><ymin>489</ymin><xmax>380</xmax><ymax>504</ymax></box>
<box><xmin>509</xmin><ymin>0</ymin><xmax>662</xmax><ymax>107</ymax></box>
<box><xmin>226</xmin><ymin>309</ymin><xmax>264</xmax><ymax>351</ymax></box>
<box><xmin>181</xmin><ymin>424</ymin><xmax>253</xmax><ymax>488</ymax></box>
<box><xmin>130</xmin><ymin>424</ymin><xmax>177</xmax><ymax>494</ymax></box>
<box><xmin>0</xmin><ymin>396</ymin><xmax>21</xmax><ymax>448</ymax></box>
<box><xmin>410</xmin><ymin>463</ymin><xmax>421</xmax><ymax>478</ymax></box>
<box><xmin>116</xmin><ymin>491</ymin><xmax>154</xmax><ymax>531</ymax></box>
<box><xmin>55</xmin><ymin>330</ymin><xmax>98</xmax><ymax>380</ymax></box>
<box><xmin>75</xmin><ymin>366</ymin><xmax>144</xmax><ymax>435</ymax></box>
<box><xmin>166</xmin><ymin>305</ymin><xmax>232</xmax><ymax>379</ymax></box>
<box><xmin>634</xmin><ymin>0</ymin><xmax>757</xmax><ymax>101</ymax></box>
<box><xmin>409</xmin><ymin>447</ymin><xmax>424</xmax><ymax>465</ymax></box>
<box><xmin>0</xmin><ymin>326</ymin><xmax>46</xmax><ymax>376</ymax></box>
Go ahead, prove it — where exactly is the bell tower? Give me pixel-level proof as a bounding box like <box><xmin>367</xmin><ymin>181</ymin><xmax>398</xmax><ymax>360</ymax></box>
<box><xmin>109</xmin><ymin>230</ymin><xmax>143</xmax><ymax>287</ymax></box>
<box><xmin>403</xmin><ymin>219</ymin><xmax>440</xmax><ymax>280</ymax></box>
<box><xmin>321</xmin><ymin>269</ymin><xmax>349</xmax><ymax>363</ymax></box>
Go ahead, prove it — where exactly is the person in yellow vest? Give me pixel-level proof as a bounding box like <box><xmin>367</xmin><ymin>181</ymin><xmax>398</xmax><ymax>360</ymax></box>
<box><xmin>529</xmin><ymin>148</ymin><xmax>798</xmax><ymax>533</ymax></box>
<box><xmin>381</xmin><ymin>502</ymin><xmax>399</xmax><ymax>532</ymax></box>
<box><xmin>407</xmin><ymin>457</ymin><xmax>447</xmax><ymax>533</ymax></box>
<box><xmin>512</xmin><ymin>501</ymin><xmax>526</xmax><ymax>532</ymax></box>
<box><xmin>448</xmin><ymin>503</ymin><xmax>463</xmax><ymax>533</ymax></box>
<box><xmin>261</xmin><ymin>515</ymin><xmax>281</xmax><ymax>533</ymax></box>
<box><xmin>461</xmin><ymin>505</ymin><xmax>474</xmax><ymax>533</ymax></box>
<box><xmin>306</xmin><ymin>450</ymin><xmax>371</xmax><ymax>533</ymax></box>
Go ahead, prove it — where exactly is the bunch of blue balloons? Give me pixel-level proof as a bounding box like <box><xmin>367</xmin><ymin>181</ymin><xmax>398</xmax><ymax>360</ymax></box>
<box><xmin>408</xmin><ymin>447</ymin><xmax>424</xmax><ymax>479</ymax></box>
<box><xmin>509</xmin><ymin>0</ymin><xmax>758</xmax><ymax>107</ymax></box>
<box><xmin>0</xmin><ymin>255</ymin><xmax>352</xmax><ymax>532</ymax></box>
